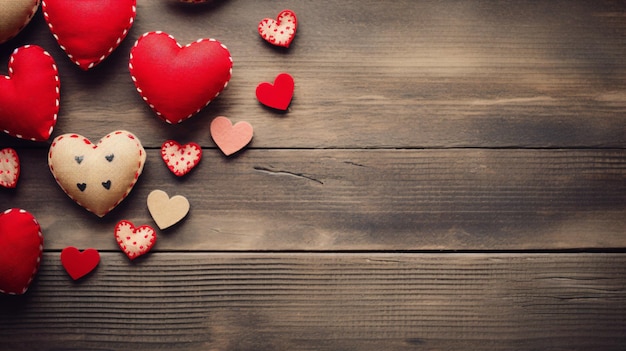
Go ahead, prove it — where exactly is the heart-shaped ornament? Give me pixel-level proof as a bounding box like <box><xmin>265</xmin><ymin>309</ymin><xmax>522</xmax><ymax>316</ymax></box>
<box><xmin>0</xmin><ymin>148</ymin><xmax>20</xmax><ymax>188</ymax></box>
<box><xmin>48</xmin><ymin>130</ymin><xmax>146</xmax><ymax>217</ymax></box>
<box><xmin>0</xmin><ymin>208</ymin><xmax>43</xmax><ymax>295</ymax></box>
<box><xmin>60</xmin><ymin>246</ymin><xmax>100</xmax><ymax>280</ymax></box>
<box><xmin>258</xmin><ymin>9</ymin><xmax>297</xmax><ymax>48</ymax></box>
<box><xmin>129</xmin><ymin>31</ymin><xmax>233</xmax><ymax>124</ymax></box>
<box><xmin>210</xmin><ymin>116</ymin><xmax>253</xmax><ymax>156</ymax></box>
<box><xmin>115</xmin><ymin>220</ymin><xmax>156</xmax><ymax>260</ymax></box>
<box><xmin>147</xmin><ymin>190</ymin><xmax>190</xmax><ymax>230</ymax></box>
<box><xmin>161</xmin><ymin>140</ymin><xmax>202</xmax><ymax>177</ymax></box>
<box><xmin>0</xmin><ymin>0</ymin><xmax>40</xmax><ymax>44</ymax></box>
<box><xmin>42</xmin><ymin>0</ymin><xmax>136</xmax><ymax>70</ymax></box>
<box><xmin>0</xmin><ymin>45</ymin><xmax>60</xmax><ymax>141</ymax></box>
<box><xmin>256</xmin><ymin>73</ymin><xmax>294</xmax><ymax>111</ymax></box>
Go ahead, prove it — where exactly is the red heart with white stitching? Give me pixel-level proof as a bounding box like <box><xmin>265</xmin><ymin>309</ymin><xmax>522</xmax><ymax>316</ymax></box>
<box><xmin>0</xmin><ymin>45</ymin><xmax>60</xmax><ymax>141</ymax></box>
<box><xmin>0</xmin><ymin>208</ymin><xmax>43</xmax><ymax>295</ymax></box>
<box><xmin>161</xmin><ymin>140</ymin><xmax>202</xmax><ymax>177</ymax></box>
<box><xmin>0</xmin><ymin>0</ymin><xmax>40</xmax><ymax>44</ymax></box>
<box><xmin>42</xmin><ymin>0</ymin><xmax>136</xmax><ymax>70</ymax></box>
<box><xmin>129</xmin><ymin>31</ymin><xmax>233</xmax><ymax>124</ymax></box>
<box><xmin>0</xmin><ymin>148</ymin><xmax>20</xmax><ymax>188</ymax></box>
<box><xmin>60</xmin><ymin>246</ymin><xmax>100</xmax><ymax>280</ymax></box>
<box><xmin>258</xmin><ymin>9</ymin><xmax>297</xmax><ymax>48</ymax></box>
<box><xmin>115</xmin><ymin>220</ymin><xmax>156</xmax><ymax>260</ymax></box>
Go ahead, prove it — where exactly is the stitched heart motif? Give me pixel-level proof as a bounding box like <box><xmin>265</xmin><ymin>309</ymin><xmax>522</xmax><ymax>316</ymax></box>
<box><xmin>60</xmin><ymin>247</ymin><xmax>100</xmax><ymax>280</ymax></box>
<box><xmin>0</xmin><ymin>45</ymin><xmax>60</xmax><ymax>141</ymax></box>
<box><xmin>147</xmin><ymin>190</ymin><xmax>190</xmax><ymax>230</ymax></box>
<box><xmin>0</xmin><ymin>0</ymin><xmax>40</xmax><ymax>44</ymax></box>
<box><xmin>0</xmin><ymin>148</ymin><xmax>20</xmax><ymax>188</ymax></box>
<box><xmin>48</xmin><ymin>130</ymin><xmax>146</xmax><ymax>217</ymax></box>
<box><xmin>42</xmin><ymin>0</ymin><xmax>136</xmax><ymax>70</ymax></box>
<box><xmin>256</xmin><ymin>73</ymin><xmax>294</xmax><ymax>111</ymax></box>
<box><xmin>161</xmin><ymin>140</ymin><xmax>202</xmax><ymax>177</ymax></box>
<box><xmin>258</xmin><ymin>9</ymin><xmax>297</xmax><ymax>48</ymax></box>
<box><xmin>115</xmin><ymin>220</ymin><xmax>156</xmax><ymax>260</ymax></box>
<box><xmin>210</xmin><ymin>116</ymin><xmax>253</xmax><ymax>156</ymax></box>
<box><xmin>0</xmin><ymin>208</ymin><xmax>43</xmax><ymax>295</ymax></box>
<box><xmin>129</xmin><ymin>31</ymin><xmax>233</xmax><ymax>124</ymax></box>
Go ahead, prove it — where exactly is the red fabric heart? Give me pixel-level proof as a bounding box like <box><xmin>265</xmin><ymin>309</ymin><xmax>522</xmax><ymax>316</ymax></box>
<box><xmin>115</xmin><ymin>220</ymin><xmax>156</xmax><ymax>260</ymax></box>
<box><xmin>0</xmin><ymin>45</ymin><xmax>60</xmax><ymax>141</ymax></box>
<box><xmin>210</xmin><ymin>116</ymin><xmax>253</xmax><ymax>156</ymax></box>
<box><xmin>42</xmin><ymin>0</ymin><xmax>136</xmax><ymax>70</ymax></box>
<box><xmin>129</xmin><ymin>31</ymin><xmax>233</xmax><ymax>124</ymax></box>
<box><xmin>0</xmin><ymin>208</ymin><xmax>43</xmax><ymax>295</ymax></box>
<box><xmin>161</xmin><ymin>140</ymin><xmax>202</xmax><ymax>177</ymax></box>
<box><xmin>256</xmin><ymin>73</ymin><xmax>294</xmax><ymax>111</ymax></box>
<box><xmin>60</xmin><ymin>247</ymin><xmax>100</xmax><ymax>280</ymax></box>
<box><xmin>0</xmin><ymin>148</ymin><xmax>20</xmax><ymax>188</ymax></box>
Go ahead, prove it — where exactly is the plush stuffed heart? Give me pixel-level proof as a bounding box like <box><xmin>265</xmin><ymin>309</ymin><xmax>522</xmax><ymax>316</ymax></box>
<box><xmin>129</xmin><ymin>31</ymin><xmax>233</xmax><ymax>124</ymax></box>
<box><xmin>0</xmin><ymin>0</ymin><xmax>40</xmax><ymax>44</ymax></box>
<box><xmin>0</xmin><ymin>208</ymin><xmax>43</xmax><ymax>295</ymax></box>
<box><xmin>48</xmin><ymin>130</ymin><xmax>146</xmax><ymax>217</ymax></box>
<box><xmin>258</xmin><ymin>9</ymin><xmax>297</xmax><ymax>48</ymax></box>
<box><xmin>0</xmin><ymin>148</ymin><xmax>20</xmax><ymax>188</ymax></box>
<box><xmin>60</xmin><ymin>246</ymin><xmax>100</xmax><ymax>280</ymax></box>
<box><xmin>210</xmin><ymin>116</ymin><xmax>253</xmax><ymax>156</ymax></box>
<box><xmin>256</xmin><ymin>73</ymin><xmax>294</xmax><ymax>111</ymax></box>
<box><xmin>147</xmin><ymin>189</ymin><xmax>190</xmax><ymax>230</ymax></box>
<box><xmin>0</xmin><ymin>45</ymin><xmax>60</xmax><ymax>141</ymax></box>
<box><xmin>161</xmin><ymin>140</ymin><xmax>202</xmax><ymax>177</ymax></box>
<box><xmin>115</xmin><ymin>220</ymin><xmax>156</xmax><ymax>260</ymax></box>
<box><xmin>42</xmin><ymin>0</ymin><xmax>136</xmax><ymax>70</ymax></box>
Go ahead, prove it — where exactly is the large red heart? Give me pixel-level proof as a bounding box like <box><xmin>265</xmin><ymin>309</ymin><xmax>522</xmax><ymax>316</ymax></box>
<box><xmin>0</xmin><ymin>208</ymin><xmax>43</xmax><ymax>295</ymax></box>
<box><xmin>60</xmin><ymin>246</ymin><xmax>100</xmax><ymax>280</ymax></box>
<box><xmin>42</xmin><ymin>0</ymin><xmax>136</xmax><ymax>70</ymax></box>
<box><xmin>256</xmin><ymin>73</ymin><xmax>294</xmax><ymax>111</ymax></box>
<box><xmin>129</xmin><ymin>31</ymin><xmax>233</xmax><ymax>124</ymax></box>
<box><xmin>0</xmin><ymin>45</ymin><xmax>60</xmax><ymax>141</ymax></box>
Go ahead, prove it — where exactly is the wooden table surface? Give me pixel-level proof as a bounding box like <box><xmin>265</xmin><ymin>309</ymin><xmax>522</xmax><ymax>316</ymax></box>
<box><xmin>1</xmin><ymin>1</ymin><xmax>625</xmax><ymax>350</ymax></box>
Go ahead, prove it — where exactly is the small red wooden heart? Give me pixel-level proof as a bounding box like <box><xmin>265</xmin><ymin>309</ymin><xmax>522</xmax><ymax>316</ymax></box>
<box><xmin>115</xmin><ymin>220</ymin><xmax>156</xmax><ymax>261</ymax></box>
<box><xmin>161</xmin><ymin>140</ymin><xmax>202</xmax><ymax>177</ymax></box>
<box><xmin>0</xmin><ymin>208</ymin><xmax>43</xmax><ymax>295</ymax></box>
<box><xmin>256</xmin><ymin>73</ymin><xmax>294</xmax><ymax>111</ymax></box>
<box><xmin>210</xmin><ymin>116</ymin><xmax>253</xmax><ymax>156</ymax></box>
<box><xmin>0</xmin><ymin>45</ymin><xmax>60</xmax><ymax>141</ymax></box>
<box><xmin>0</xmin><ymin>148</ymin><xmax>20</xmax><ymax>188</ymax></box>
<box><xmin>258</xmin><ymin>9</ymin><xmax>297</xmax><ymax>48</ymax></box>
<box><xmin>42</xmin><ymin>0</ymin><xmax>136</xmax><ymax>70</ymax></box>
<box><xmin>129</xmin><ymin>31</ymin><xmax>233</xmax><ymax>124</ymax></box>
<box><xmin>60</xmin><ymin>247</ymin><xmax>100</xmax><ymax>280</ymax></box>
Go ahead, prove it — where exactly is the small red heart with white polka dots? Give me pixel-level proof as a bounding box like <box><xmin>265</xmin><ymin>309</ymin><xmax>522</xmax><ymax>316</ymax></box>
<box><xmin>161</xmin><ymin>140</ymin><xmax>202</xmax><ymax>177</ymax></box>
<box><xmin>0</xmin><ymin>148</ymin><xmax>20</xmax><ymax>188</ymax></box>
<box><xmin>114</xmin><ymin>220</ymin><xmax>156</xmax><ymax>261</ymax></box>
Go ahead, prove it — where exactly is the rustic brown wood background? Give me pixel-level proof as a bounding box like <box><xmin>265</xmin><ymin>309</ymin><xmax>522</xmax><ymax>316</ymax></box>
<box><xmin>1</xmin><ymin>0</ymin><xmax>625</xmax><ymax>350</ymax></box>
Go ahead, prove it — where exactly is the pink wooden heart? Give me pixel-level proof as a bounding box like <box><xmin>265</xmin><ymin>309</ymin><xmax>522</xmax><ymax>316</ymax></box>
<box><xmin>210</xmin><ymin>116</ymin><xmax>253</xmax><ymax>156</ymax></box>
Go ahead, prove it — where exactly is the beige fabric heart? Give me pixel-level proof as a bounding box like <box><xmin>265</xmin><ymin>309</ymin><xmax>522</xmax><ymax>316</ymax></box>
<box><xmin>147</xmin><ymin>190</ymin><xmax>190</xmax><ymax>230</ymax></box>
<box><xmin>0</xmin><ymin>0</ymin><xmax>40</xmax><ymax>44</ymax></box>
<box><xmin>48</xmin><ymin>131</ymin><xmax>146</xmax><ymax>217</ymax></box>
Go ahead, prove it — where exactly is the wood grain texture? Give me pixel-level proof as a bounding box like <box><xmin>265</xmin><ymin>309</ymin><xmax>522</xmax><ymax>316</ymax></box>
<box><xmin>1</xmin><ymin>253</ymin><xmax>625</xmax><ymax>351</ymax></box>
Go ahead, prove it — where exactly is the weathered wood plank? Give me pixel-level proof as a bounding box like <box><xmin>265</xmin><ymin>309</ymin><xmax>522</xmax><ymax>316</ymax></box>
<box><xmin>1</xmin><ymin>149</ymin><xmax>623</xmax><ymax>251</ymax></box>
<box><xmin>1</xmin><ymin>253</ymin><xmax>625</xmax><ymax>351</ymax></box>
<box><xmin>1</xmin><ymin>0</ymin><xmax>624</xmax><ymax>148</ymax></box>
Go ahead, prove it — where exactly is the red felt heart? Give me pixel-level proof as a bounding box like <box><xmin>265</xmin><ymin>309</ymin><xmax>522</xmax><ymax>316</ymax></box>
<box><xmin>0</xmin><ymin>208</ymin><xmax>43</xmax><ymax>295</ymax></box>
<box><xmin>258</xmin><ymin>9</ymin><xmax>297</xmax><ymax>48</ymax></box>
<box><xmin>210</xmin><ymin>116</ymin><xmax>253</xmax><ymax>156</ymax></box>
<box><xmin>161</xmin><ymin>140</ymin><xmax>202</xmax><ymax>177</ymax></box>
<box><xmin>60</xmin><ymin>246</ymin><xmax>100</xmax><ymax>280</ymax></box>
<box><xmin>115</xmin><ymin>220</ymin><xmax>156</xmax><ymax>260</ymax></box>
<box><xmin>256</xmin><ymin>73</ymin><xmax>294</xmax><ymax>111</ymax></box>
<box><xmin>129</xmin><ymin>31</ymin><xmax>233</xmax><ymax>124</ymax></box>
<box><xmin>42</xmin><ymin>0</ymin><xmax>136</xmax><ymax>70</ymax></box>
<box><xmin>0</xmin><ymin>45</ymin><xmax>60</xmax><ymax>141</ymax></box>
<box><xmin>0</xmin><ymin>148</ymin><xmax>20</xmax><ymax>188</ymax></box>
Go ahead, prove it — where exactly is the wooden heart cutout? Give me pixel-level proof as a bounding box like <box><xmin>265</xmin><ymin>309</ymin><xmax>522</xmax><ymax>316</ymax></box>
<box><xmin>258</xmin><ymin>9</ymin><xmax>297</xmax><ymax>48</ymax></box>
<box><xmin>0</xmin><ymin>45</ymin><xmax>60</xmax><ymax>141</ymax></box>
<box><xmin>129</xmin><ymin>31</ymin><xmax>233</xmax><ymax>124</ymax></box>
<box><xmin>0</xmin><ymin>0</ymin><xmax>40</xmax><ymax>44</ymax></box>
<box><xmin>256</xmin><ymin>73</ymin><xmax>294</xmax><ymax>111</ymax></box>
<box><xmin>115</xmin><ymin>220</ymin><xmax>156</xmax><ymax>260</ymax></box>
<box><xmin>210</xmin><ymin>116</ymin><xmax>253</xmax><ymax>156</ymax></box>
<box><xmin>0</xmin><ymin>208</ymin><xmax>43</xmax><ymax>295</ymax></box>
<box><xmin>60</xmin><ymin>247</ymin><xmax>100</xmax><ymax>280</ymax></box>
<box><xmin>0</xmin><ymin>148</ymin><xmax>20</xmax><ymax>188</ymax></box>
<box><xmin>42</xmin><ymin>0</ymin><xmax>136</xmax><ymax>70</ymax></box>
<box><xmin>161</xmin><ymin>140</ymin><xmax>202</xmax><ymax>177</ymax></box>
<box><xmin>147</xmin><ymin>190</ymin><xmax>190</xmax><ymax>230</ymax></box>
<box><xmin>48</xmin><ymin>130</ymin><xmax>146</xmax><ymax>217</ymax></box>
